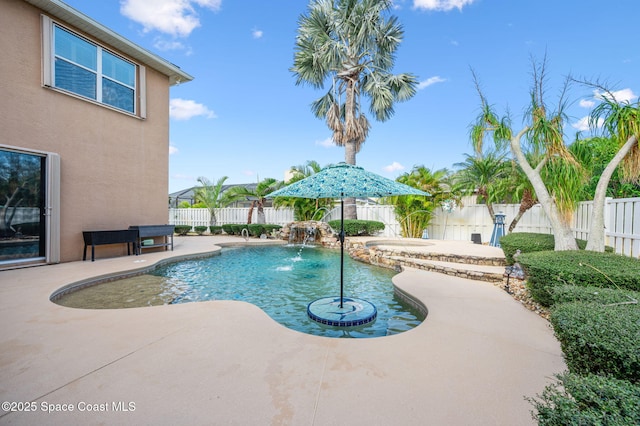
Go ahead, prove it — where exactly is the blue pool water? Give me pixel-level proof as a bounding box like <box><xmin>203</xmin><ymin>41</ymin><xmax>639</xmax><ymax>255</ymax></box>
<box><xmin>57</xmin><ymin>245</ymin><xmax>425</xmax><ymax>338</ymax></box>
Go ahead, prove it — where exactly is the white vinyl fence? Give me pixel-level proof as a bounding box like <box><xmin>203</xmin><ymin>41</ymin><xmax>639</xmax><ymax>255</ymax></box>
<box><xmin>169</xmin><ymin>197</ymin><xmax>640</xmax><ymax>258</ymax></box>
<box><xmin>425</xmin><ymin>197</ymin><xmax>640</xmax><ymax>258</ymax></box>
<box><xmin>169</xmin><ymin>207</ymin><xmax>294</xmax><ymax>229</ymax></box>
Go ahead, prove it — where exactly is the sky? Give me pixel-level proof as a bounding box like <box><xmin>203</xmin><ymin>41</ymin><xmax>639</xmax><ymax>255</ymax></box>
<box><xmin>60</xmin><ymin>0</ymin><xmax>639</xmax><ymax>193</ymax></box>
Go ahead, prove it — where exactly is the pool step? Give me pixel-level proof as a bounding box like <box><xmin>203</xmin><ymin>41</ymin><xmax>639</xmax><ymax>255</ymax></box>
<box><xmin>384</xmin><ymin>255</ymin><xmax>505</xmax><ymax>283</ymax></box>
<box><xmin>350</xmin><ymin>245</ymin><xmax>506</xmax><ymax>283</ymax></box>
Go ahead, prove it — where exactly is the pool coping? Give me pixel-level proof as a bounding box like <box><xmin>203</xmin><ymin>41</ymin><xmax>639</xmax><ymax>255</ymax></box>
<box><xmin>0</xmin><ymin>235</ymin><xmax>566</xmax><ymax>425</ymax></box>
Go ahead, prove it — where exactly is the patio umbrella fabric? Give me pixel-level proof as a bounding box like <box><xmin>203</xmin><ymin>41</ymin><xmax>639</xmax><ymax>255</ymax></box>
<box><xmin>267</xmin><ymin>163</ymin><xmax>429</xmax><ymax>199</ymax></box>
<box><xmin>267</xmin><ymin>163</ymin><xmax>429</xmax><ymax>310</ymax></box>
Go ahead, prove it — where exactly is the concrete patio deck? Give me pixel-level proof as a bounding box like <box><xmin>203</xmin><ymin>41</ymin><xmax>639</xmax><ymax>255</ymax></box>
<box><xmin>0</xmin><ymin>236</ymin><xmax>565</xmax><ymax>425</ymax></box>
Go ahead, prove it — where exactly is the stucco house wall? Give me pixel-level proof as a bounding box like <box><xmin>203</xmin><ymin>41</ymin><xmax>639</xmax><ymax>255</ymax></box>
<box><xmin>0</xmin><ymin>0</ymin><xmax>192</xmax><ymax>262</ymax></box>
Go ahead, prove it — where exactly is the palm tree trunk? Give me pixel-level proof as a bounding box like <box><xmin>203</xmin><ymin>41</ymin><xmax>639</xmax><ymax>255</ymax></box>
<box><xmin>586</xmin><ymin>135</ymin><xmax>638</xmax><ymax>251</ymax></box>
<box><xmin>209</xmin><ymin>209</ymin><xmax>217</xmax><ymax>227</ymax></box>
<box><xmin>246</xmin><ymin>201</ymin><xmax>255</xmax><ymax>224</ymax></box>
<box><xmin>510</xmin><ymin>128</ymin><xmax>578</xmax><ymax>250</ymax></box>
<box><xmin>508</xmin><ymin>189</ymin><xmax>536</xmax><ymax>232</ymax></box>
<box><xmin>343</xmin><ymin>77</ymin><xmax>359</xmax><ymax>220</ymax></box>
<box><xmin>343</xmin><ymin>141</ymin><xmax>358</xmax><ymax>220</ymax></box>
<box><xmin>257</xmin><ymin>199</ymin><xmax>266</xmax><ymax>224</ymax></box>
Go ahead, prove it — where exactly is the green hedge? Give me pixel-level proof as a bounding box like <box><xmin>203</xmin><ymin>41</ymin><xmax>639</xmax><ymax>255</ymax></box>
<box><xmin>194</xmin><ymin>226</ymin><xmax>208</xmax><ymax>235</ymax></box>
<box><xmin>263</xmin><ymin>224</ymin><xmax>282</xmax><ymax>234</ymax></box>
<box><xmin>174</xmin><ymin>225</ymin><xmax>191</xmax><ymax>235</ymax></box>
<box><xmin>247</xmin><ymin>224</ymin><xmax>264</xmax><ymax>237</ymax></box>
<box><xmin>221</xmin><ymin>224</ymin><xmax>280</xmax><ymax>237</ymax></box>
<box><xmin>230</xmin><ymin>224</ymin><xmax>248</xmax><ymax>235</ymax></box>
<box><xmin>327</xmin><ymin>220</ymin><xmax>385</xmax><ymax>236</ymax></box>
<box><xmin>551</xmin><ymin>285</ymin><xmax>640</xmax><ymax>306</ymax></box>
<box><xmin>209</xmin><ymin>226</ymin><xmax>223</xmax><ymax>235</ymax></box>
<box><xmin>530</xmin><ymin>372</ymin><xmax>640</xmax><ymax>425</ymax></box>
<box><xmin>518</xmin><ymin>250</ymin><xmax>640</xmax><ymax>307</ymax></box>
<box><xmin>550</xmin><ymin>301</ymin><xmax>640</xmax><ymax>383</ymax></box>
<box><xmin>499</xmin><ymin>233</ymin><xmax>612</xmax><ymax>265</ymax></box>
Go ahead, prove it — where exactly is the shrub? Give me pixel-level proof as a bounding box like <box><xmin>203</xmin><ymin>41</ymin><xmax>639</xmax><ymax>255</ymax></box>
<box><xmin>247</xmin><ymin>224</ymin><xmax>264</xmax><ymax>237</ymax></box>
<box><xmin>221</xmin><ymin>224</ymin><xmax>234</xmax><ymax>235</ymax></box>
<box><xmin>550</xmin><ymin>301</ymin><xmax>640</xmax><ymax>383</ymax></box>
<box><xmin>209</xmin><ymin>226</ymin><xmax>223</xmax><ymax>235</ymax></box>
<box><xmin>327</xmin><ymin>220</ymin><xmax>385</xmax><ymax>236</ymax></box>
<box><xmin>230</xmin><ymin>224</ymin><xmax>248</xmax><ymax>235</ymax></box>
<box><xmin>174</xmin><ymin>225</ymin><xmax>191</xmax><ymax>235</ymax></box>
<box><xmin>499</xmin><ymin>233</ymin><xmax>612</xmax><ymax>265</ymax></box>
<box><xmin>529</xmin><ymin>372</ymin><xmax>640</xmax><ymax>425</ymax></box>
<box><xmin>518</xmin><ymin>250</ymin><xmax>640</xmax><ymax>306</ymax></box>
<box><xmin>263</xmin><ymin>224</ymin><xmax>282</xmax><ymax>235</ymax></box>
<box><xmin>551</xmin><ymin>285</ymin><xmax>640</xmax><ymax>306</ymax></box>
<box><xmin>194</xmin><ymin>226</ymin><xmax>208</xmax><ymax>235</ymax></box>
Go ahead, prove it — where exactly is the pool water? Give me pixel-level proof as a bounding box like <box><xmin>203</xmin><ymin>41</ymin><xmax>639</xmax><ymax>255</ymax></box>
<box><xmin>56</xmin><ymin>245</ymin><xmax>425</xmax><ymax>338</ymax></box>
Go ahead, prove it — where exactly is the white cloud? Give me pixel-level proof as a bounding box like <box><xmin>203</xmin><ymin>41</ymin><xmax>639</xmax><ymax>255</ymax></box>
<box><xmin>594</xmin><ymin>88</ymin><xmax>637</xmax><ymax>104</ymax></box>
<box><xmin>169</xmin><ymin>145</ymin><xmax>179</xmax><ymax>155</ymax></box>
<box><xmin>571</xmin><ymin>116</ymin><xmax>604</xmax><ymax>131</ymax></box>
<box><xmin>413</xmin><ymin>0</ymin><xmax>476</xmax><ymax>11</ymax></box>
<box><xmin>384</xmin><ymin>161</ymin><xmax>405</xmax><ymax>172</ymax></box>
<box><xmin>252</xmin><ymin>28</ymin><xmax>263</xmax><ymax>39</ymax></box>
<box><xmin>120</xmin><ymin>0</ymin><xmax>221</xmax><ymax>37</ymax></box>
<box><xmin>418</xmin><ymin>76</ymin><xmax>446</xmax><ymax>90</ymax></box>
<box><xmin>242</xmin><ymin>170</ymin><xmax>256</xmax><ymax>177</ymax></box>
<box><xmin>153</xmin><ymin>38</ymin><xmax>186</xmax><ymax>51</ymax></box>
<box><xmin>579</xmin><ymin>99</ymin><xmax>595</xmax><ymax>109</ymax></box>
<box><xmin>170</xmin><ymin>98</ymin><xmax>216</xmax><ymax>120</ymax></box>
<box><xmin>315</xmin><ymin>137</ymin><xmax>335</xmax><ymax>148</ymax></box>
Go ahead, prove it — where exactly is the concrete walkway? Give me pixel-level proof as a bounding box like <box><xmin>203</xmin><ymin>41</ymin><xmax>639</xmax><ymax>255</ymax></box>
<box><xmin>0</xmin><ymin>236</ymin><xmax>565</xmax><ymax>425</ymax></box>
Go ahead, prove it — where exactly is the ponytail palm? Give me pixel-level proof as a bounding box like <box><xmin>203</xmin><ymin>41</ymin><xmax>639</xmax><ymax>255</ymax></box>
<box><xmin>292</xmin><ymin>0</ymin><xmax>418</xmax><ymax>218</ymax></box>
<box><xmin>470</xmin><ymin>59</ymin><xmax>584</xmax><ymax>250</ymax></box>
<box><xmin>582</xmin><ymin>88</ymin><xmax>640</xmax><ymax>251</ymax></box>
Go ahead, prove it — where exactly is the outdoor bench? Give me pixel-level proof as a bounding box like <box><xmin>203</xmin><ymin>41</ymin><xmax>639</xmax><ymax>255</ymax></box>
<box><xmin>129</xmin><ymin>225</ymin><xmax>175</xmax><ymax>254</ymax></box>
<box><xmin>82</xmin><ymin>229</ymin><xmax>138</xmax><ymax>261</ymax></box>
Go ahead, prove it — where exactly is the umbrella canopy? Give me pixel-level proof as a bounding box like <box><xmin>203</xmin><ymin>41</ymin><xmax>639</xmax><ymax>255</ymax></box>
<box><xmin>267</xmin><ymin>163</ymin><xmax>430</xmax><ymax>199</ymax></box>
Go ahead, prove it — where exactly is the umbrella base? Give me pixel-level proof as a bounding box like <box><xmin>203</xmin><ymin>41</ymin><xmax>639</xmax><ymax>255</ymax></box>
<box><xmin>307</xmin><ymin>297</ymin><xmax>377</xmax><ymax>327</ymax></box>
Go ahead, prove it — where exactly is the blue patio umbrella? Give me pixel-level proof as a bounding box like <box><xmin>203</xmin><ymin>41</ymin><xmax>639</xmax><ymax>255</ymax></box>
<box><xmin>267</xmin><ymin>163</ymin><xmax>429</xmax><ymax>325</ymax></box>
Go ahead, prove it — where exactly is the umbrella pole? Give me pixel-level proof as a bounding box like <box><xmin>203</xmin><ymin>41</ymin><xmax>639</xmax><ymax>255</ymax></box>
<box><xmin>340</xmin><ymin>198</ymin><xmax>344</xmax><ymax>308</ymax></box>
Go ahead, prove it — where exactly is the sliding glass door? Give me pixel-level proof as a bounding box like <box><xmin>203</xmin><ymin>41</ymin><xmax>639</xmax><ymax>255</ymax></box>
<box><xmin>0</xmin><ymin>149</ymin><xmax>46</xmax><ymax>263</ymax></box>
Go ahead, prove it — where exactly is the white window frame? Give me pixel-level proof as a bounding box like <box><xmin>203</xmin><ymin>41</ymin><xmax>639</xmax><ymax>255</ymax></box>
<box><xmin>41</xmin><ymin>15</ymin><xmax>142</xmax><ymax>117</ymax></box>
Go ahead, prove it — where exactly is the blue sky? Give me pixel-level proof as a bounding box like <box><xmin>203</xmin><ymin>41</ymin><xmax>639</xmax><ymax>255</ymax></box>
<box><xmin>61</xmin><ymin>0</ymin><xmax>639</xmax><ymax>193</ymax></box>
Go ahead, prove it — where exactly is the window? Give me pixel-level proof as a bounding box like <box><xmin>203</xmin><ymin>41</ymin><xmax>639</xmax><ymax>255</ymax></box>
<box><xmin>45</xmin><ymin>21</ymin><xmax>138</xmax><ymax>114</ymax></box>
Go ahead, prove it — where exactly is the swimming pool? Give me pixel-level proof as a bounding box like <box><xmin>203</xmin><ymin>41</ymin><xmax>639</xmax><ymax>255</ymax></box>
<box><xmin>55</xmin><ymin>245</ymin><xmax>426</xmax><ymax>338</ymax></box>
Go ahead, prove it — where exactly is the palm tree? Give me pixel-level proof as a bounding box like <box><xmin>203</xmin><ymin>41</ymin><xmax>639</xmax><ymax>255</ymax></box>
<box><xmin>453</xmin><ymin>152</ymin><xmax>510</xmax><ymax>222</ymax></box>
<box><xmin>387</xmin><ymin>166</ymin><xmax>450</xmax><ymax>237</ymax></box>
<box><xmin>498</xmin><ymin>159</ymin><xmax>539</xmax><ymax>233</ymax></box>
<box><xmin>570</xmin><ymin>136</ymin><xmax>640</xmax><ymax>199</ymax></box>
<box><xmin>273</xmin><ymin>161</ymin><xmax>334</xmax><ymax>221</ymax></box>
<box><xmin>581</xmin><ymin>88</ymin><xmax>640</xmax><ymax>251</ymax></box>
<box><xmin>470</xmin><ymin>59</ymin><xmax>585</xmax><ymax>250</ymax></box>
<box><xmin>292</xmin><ymin>0</ymin><xmax>418</xmax><ymax>219</ymax></box>
<box><xmin>193</xmin><ymin>176</ymin><xmax>231</xmax><ymax>227</ymax></box>
<box><xmin>226</xmin><ymin>178</ymin><xmax>282</xmax><ymax>224</ymax></box>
